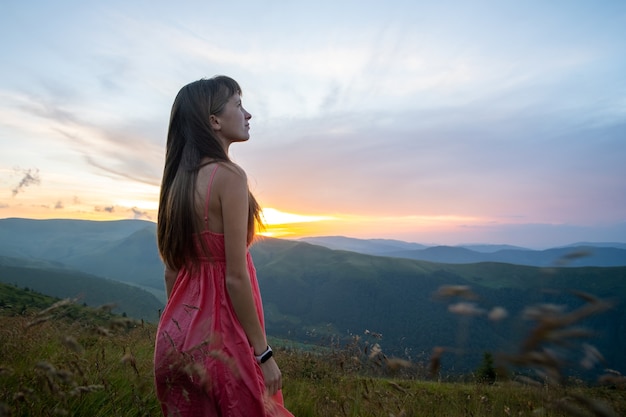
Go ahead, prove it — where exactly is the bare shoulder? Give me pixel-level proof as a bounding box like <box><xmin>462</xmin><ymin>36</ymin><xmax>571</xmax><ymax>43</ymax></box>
<box><xmin>205</xmin><ymin>162</ymin><xmax>247</xmax><ymax>200</ymax></box>
<box><xmin>197</xmin><ymin>161</ymin><xmax>245</xmax><ymax>180</ymax></box>
<box><xmin>214</xmin><ymin>161</ymin><xmax>247</xmax><ymax>184</ymax></box>
<box><xmin>218</xmin><ymin>161</ymin><xmax>247</xmax><ymax>178</ymax></box>
<box><xmin>194</xmin><ymin>161</ymin><xmax>246</xmax><ymax>202</ymax></box>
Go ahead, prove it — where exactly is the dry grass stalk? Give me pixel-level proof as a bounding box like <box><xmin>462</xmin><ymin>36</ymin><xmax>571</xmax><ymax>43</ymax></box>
<box><xmin>384</xmin><ymin>357</ymin><xmax>412</xmax><ymax>372</ymax></box>
<box><xmin>94</xmin><ymin>326</ymin><xmax>112</xmax><ymax>337</ymax></box>
<box><xmin>68</xmin><ymin>385</ymin><xmax>104</xmax><ymax>396</ymax></box>
<box><xmin>110</xmin><ymin>317</ymin><xmax>140</xmax><ymax>331</ymax></box>
<box><xmin>61</xmin><ymin>335</ymin><xmax>84</xmax><ymax>354</ymax></box>
<box><xmin>429</xmin><ymin>346</ymin><xmax>447</xmax><ymax>378</ymax></box>
<box><xmin>96</xmin><ymin>303</ymin><xmax>117</xmax><ymax>313</ymax></box>
<box><xmin>553</xmin><ymin>250</ymin><xmax>593</xmax><ymax>266</ymax></box>
<box><xmin>433</xmin><ymin>265</ymin><xmax>622</xmax><ymax>417</ymax></box>
<box><xmin>554</xmin><ymin>394</ymin><xmax>620</xmax><ymax>417</ymax></box>
<box><xmin>387</xmin><ymin>380</ymin><xmax>408</xmax><ymax>393</ymax></box>
<box><xmin>448</xmin><ymin>301</ymin><xmax>485</xmax><ymax>316</ymax></box>
<box><xmin>25</xmin><ymin>315</ymin><xmax>54</xmax><ymax>328</ymax></box>
<box><xmin>434</xmin><ymin>285</ymin><xmax>478</xmax><ymax>300</ymax></box>
<box><xmin>598</xmin><ymin>369</ymin><xmax>626</xmax><ymax>388</ymax></box>
<box><xmin>37</xmin><ymin>298</ymin><xmax>76</xmax><ymax>316</ymax></box>
<box><xmin>121</xmin><ymin>348</ymin><xmax>139</xmax><ymax>376</ymax></box>
<box><xmin>488</xmin><ymin>306</ymin><xmax>509</xmax><ymax>321</ymax></box>
<box><xmin>520</xmin><ymin>295</ymin><xmax>612</xmax><ymax>354</ymax></box>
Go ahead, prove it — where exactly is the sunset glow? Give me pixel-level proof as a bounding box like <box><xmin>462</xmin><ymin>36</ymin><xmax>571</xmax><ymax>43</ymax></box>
<box><xmin>261</xmin><ymin>208</ymin><xmax>334</xmax><ymax>226</ymax></box>
<box><xmin>257</xmin><ymin>208</ymin><xmax>332</xmax><ymax>238</ymax></box>
<box><xmin>258</xmin><ymin>210</ymin><xmax>491</xmax><ymax>242</ymax></box>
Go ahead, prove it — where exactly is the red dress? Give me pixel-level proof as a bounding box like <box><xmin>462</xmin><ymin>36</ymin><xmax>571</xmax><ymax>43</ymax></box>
<box><xmin>154</xmin><ymin>166</ymin><xmax>293</xmax><ymax>416</ymax></box>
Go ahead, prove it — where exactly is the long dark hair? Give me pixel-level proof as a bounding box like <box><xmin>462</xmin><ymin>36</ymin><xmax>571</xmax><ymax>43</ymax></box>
<box><xmin>157</xmin><ymin>76</ymin><xmax>261</xmax><ymax>270</ymax></box>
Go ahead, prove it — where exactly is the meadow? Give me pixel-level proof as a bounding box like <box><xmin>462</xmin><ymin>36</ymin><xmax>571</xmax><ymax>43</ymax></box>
<box><xmin>1</xmin><ymin>284</ymin><xmax>624</xmax><ymax>417</ymax></box>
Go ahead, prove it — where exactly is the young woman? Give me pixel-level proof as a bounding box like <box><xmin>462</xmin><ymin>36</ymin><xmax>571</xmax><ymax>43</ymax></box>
<box><xmin>154</xmin><ymin>76</ymin><xmax>293</xmax><ymax>416</ymax></box>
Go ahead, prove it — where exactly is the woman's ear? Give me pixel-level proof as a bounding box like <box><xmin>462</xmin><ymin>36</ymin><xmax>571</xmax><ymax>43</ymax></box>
<box><xmin>209</xmin><ymin>114</ymin><xmax>221</xmax><ymax>131</ymax></box>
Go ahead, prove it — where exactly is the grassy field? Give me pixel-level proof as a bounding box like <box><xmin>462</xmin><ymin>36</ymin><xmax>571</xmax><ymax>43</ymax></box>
<box><xmin>1</xmin><ymin>288</ymin><xmax>624</xmax><ymax>416</ymax></box>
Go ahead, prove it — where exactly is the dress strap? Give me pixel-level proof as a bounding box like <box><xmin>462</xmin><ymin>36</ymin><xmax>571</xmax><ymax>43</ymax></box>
<box><xmin>204</xmin><ymin>164</ymin><xmax>220</xmax><ymax>228</ymax></box>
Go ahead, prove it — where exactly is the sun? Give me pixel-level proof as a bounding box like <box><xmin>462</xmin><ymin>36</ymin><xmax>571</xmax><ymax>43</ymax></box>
<box><xmin>258</xmin><ymin>208</ymin><xmax>335</xmax><ymax>238</ymax></box>
<box><xmin>260</xmin><ymin>208</ymin><xmax>333</xmax><ymax>225</ymax></box>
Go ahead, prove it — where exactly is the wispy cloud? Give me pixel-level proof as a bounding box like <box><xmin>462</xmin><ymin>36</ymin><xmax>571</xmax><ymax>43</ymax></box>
<box><xmin>130</xmin><ymin>207</ymin><xmax>151</xmax><ymax>220</ymax></box>
<box><xmin>11</xmin><ymin>168</ymin><xmax>40</xmax><ymax>197</ymax></box>
<box><xmin>93</xmin><ymin>204</ymin><xmax>155</xmax><ymax>222</ymax></box>
<box><xmin>12</xmin><ymin>88</ymin><xmax>164</xmax><ymax>187</ymax></box>
<box><xmin>95</xmin><ymin>205</ymin><xmax>115</xmax><ymax>213</ymax></box>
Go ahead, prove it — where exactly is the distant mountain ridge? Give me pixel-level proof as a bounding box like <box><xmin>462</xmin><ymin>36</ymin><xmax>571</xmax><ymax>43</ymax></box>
<box><xmin>296</xmin><ymin>235</ymin><xmax>430</xmax><ymax>254</ymax></box>
<box><xmin>296</xmin><ymin>236</ymin><xmax>626</xmax><ymax>267</ymax></box>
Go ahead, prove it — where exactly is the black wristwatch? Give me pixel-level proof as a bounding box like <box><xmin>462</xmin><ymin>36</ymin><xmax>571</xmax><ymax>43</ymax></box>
<box><xmin>255</xmin><ymin>345</ymin><xmax>273</xmax><ymax>364</ymax></box>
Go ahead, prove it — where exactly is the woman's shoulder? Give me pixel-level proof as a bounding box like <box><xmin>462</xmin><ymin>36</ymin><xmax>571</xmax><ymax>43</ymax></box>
<box><xmin>199</xmin><ymin>160</ymin><xmax>247</xmax><ymax>191</ymax></box>
<box><xmin>219</xmin><ymin>161</ymin><xmax>247</xmax><ymax>178</ymax></box>
<box><xmin>198</xmin><ymin>159</ymin><xmax>246</xmax><ymax>178</ymax></box>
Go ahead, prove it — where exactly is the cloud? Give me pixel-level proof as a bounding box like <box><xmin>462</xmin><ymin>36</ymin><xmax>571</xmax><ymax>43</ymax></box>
<box><xmin>239</xmin><ymin>92</ymin><xmax>626</xmax><ymax>226</ymax></box>
<box><xmin>54</xmin><ymin>200</ymin><xmax>64</xmax><ymax>209</ymax></box>
<box><xmin>12</xmin><ymin>87</ymin><xmax>163</xmax><ymax>188</ymax></box>
<box><xmin>83</xmin><ymin>153</ymin><xmax>160</xmax><ymax>187</ymax></box>
<box><xmin>52</xmin><ymin>116</ymin><xmax>162</xmax><ymax>187</ymax></box>
<box><xmin>18</xmin><ymin>93</ymin><xmax>80</xmax><ymax>125</ymax></box>
<box><xmin>95</xmin><ymin>205</ymin><xmax>115</xmax><ymax>213</ymax></box>
<box><xmin>93</xmin><ymin>205</ymin><xmax>153</xmax><ymax>220</ymax></box>
<box><xmin>130</xmin><ymin>207</ymin><xmax>151</xmax><ymax>220</ymax></box>
<box><xmin>11</xmin><ymin>168</ymin><xmax>41</xmax><ymax>196</ymax></box>
<box><xmin>0</xmin><ymin>203</ymin><xmax>8</xmax><ymax>209</ymax></box>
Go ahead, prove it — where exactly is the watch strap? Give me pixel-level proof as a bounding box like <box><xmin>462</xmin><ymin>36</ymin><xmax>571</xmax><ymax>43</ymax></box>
<box><xmin>255</xmin><ymin>345</ymin><xmax>273</xmax><ymax>364</ymax></box>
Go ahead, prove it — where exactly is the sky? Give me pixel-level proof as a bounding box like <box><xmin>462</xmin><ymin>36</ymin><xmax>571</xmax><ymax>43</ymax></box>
<box><xmin>1</xmin><ymin>0</ymin><xmax>625</xmax><ymax>248</ymax></box>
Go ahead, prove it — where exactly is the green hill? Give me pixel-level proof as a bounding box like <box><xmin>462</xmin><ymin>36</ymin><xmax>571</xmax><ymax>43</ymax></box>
<box><xmin>0</xmin><ymin>281</ymin><xmax>63</xmax><ymax>315</ymax></box>
<box><xmin>250</xmin><ymin>238</ymin><xmax>626</xmax><ymax>375</ymax></box>
<box><xmin>0</xmin><ymin>256</ymin><xmax>162</xmax><ymax>322</ymax></box>
<box><xmin>0</xmin><ymin>282</ymin><xmax>140</xmax><ymax>327</ymax></box>
<box><xmin>62</xmin><ymin>225</ymin><xmax>165</xmax><ymax>293</ymax></box>
<box><xmin>0</xmin><ymin>217</ymin><xmax>166</xmax><ymax>301</ymax></box>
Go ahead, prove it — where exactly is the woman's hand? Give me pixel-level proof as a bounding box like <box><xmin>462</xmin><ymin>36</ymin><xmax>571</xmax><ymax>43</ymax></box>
<box><xmin>260</xmin><ymin>357</ymin><xmax>282</xmax><ymax>396</ymax></box>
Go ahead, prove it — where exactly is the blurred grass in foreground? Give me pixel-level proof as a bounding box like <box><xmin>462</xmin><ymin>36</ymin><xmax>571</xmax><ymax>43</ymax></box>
<box><xmin>0</xmin><ymin>284</ymin><xmax>624</xmax><ymax>417</ymax></box>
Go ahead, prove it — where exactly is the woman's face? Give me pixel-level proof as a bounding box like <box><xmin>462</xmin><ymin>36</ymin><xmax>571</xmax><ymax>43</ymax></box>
<box><xmin>212</xmin><ymin>93</ymin><xmax>252</xmax><ymax>144</ymax></box>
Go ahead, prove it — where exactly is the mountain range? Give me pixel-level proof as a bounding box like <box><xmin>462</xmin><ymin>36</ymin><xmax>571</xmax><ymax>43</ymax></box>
<box><xmin>0</xmin><ymin>217</ymin><xmax>624</xmax><ymax>375</ymax></box>
<box><xmin>296</xmin><ymin>236</ymin><xmax>626</xmax><ymax>267</ymax></box>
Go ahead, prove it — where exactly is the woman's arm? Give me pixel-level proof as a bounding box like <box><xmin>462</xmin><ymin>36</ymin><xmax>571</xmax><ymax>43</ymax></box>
<box><xmin>219</xmin><ymin>165</ymin><xmax>282</xmax><ymax>395</ymax></box>
<box><xmin>164</xmin><ymin>265</ymin><xmax>178</xmax><ymax>299</ymax></box>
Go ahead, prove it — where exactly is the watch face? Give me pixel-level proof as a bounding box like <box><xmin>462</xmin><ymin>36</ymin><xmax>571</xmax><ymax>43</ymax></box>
<box><xmin>260</xmin><ymin>350</ymin><xmax>273</xmax><ymax>363</ymax></box>
<box><xmin>257</xmin><ymin>346</ymin><xmax>273</xmax><ymax>363</ymax></box>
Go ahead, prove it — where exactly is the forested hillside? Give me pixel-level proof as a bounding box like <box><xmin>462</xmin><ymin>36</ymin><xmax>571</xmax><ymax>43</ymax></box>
<box><xmin>251</xmin><ymin>238</ymin><xmax>626</xmax><ymax>375</ymax></box>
